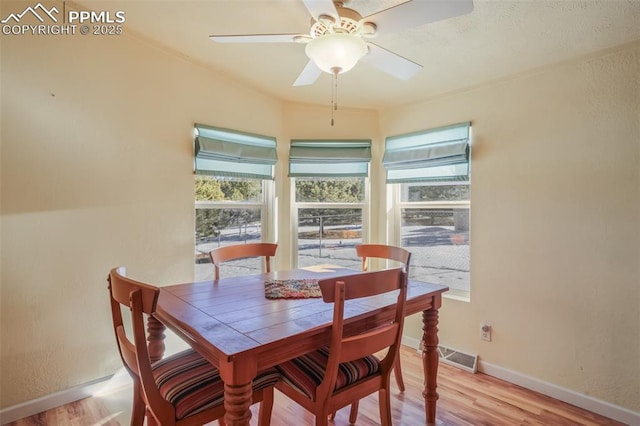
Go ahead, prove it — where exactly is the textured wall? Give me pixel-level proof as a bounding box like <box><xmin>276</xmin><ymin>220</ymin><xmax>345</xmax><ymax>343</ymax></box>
<box><xmin>390</xmin><ymin>43</ymin><xmax>640</xmax><ymax>411</ymax></box>
<box><xmin>0</xmin><ymin>31</ymin><xmax>283</xmax><ymax>407</ymax></box>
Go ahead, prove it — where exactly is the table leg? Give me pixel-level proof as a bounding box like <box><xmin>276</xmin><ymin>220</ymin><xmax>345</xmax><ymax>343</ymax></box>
<box><xmin>146</xmin><ymin>316</ymin><xmax>166</xmax><ymax>363</ymax></box>
<box><xmin>223</xmin><ymin>382</ymin><xmax>253</xmax><ymax>425</ymax></box>
<box><xmin>422</xmin><ymin>304</ymin><xmax>440</xmax><ymax>425</ymax></box>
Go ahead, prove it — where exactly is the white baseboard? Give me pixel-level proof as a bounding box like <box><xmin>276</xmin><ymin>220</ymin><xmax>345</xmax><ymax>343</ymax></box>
<box><xmin>0</xmin><ymin>372</ymin><xmax>131</xmax><ymax>425</ymax></box>
<box><xmin>402</xmin><ymin>335</ymin><xmax>422</xmax><ymax>350</ymax></box>
<box><xmin>401</xmin><ymin>337</ymin><xmax>639</xmax><ymax>426</ymax></box>
<box><xmin>478</xmin><ymin>361</ymin><xmax>640</xmax><ymax>426</ymax></box>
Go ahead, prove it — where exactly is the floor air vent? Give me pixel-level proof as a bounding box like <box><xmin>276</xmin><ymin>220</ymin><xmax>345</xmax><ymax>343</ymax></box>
<box><xmin>417</xmin><ymin>343</ymin><xmax>478</xmax><ymax>373</ymax></box>
<box><xmin>438</xmin><ymin>345</ymin><xmax>478</xmax><ymax>373</ymax></box>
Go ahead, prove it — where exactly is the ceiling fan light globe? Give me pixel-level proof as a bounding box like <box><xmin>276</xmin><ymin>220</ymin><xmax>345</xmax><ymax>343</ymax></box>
<box><xmin>305</xmin><ymin>33</ymin><xmax>367</xmax><ymax>74</ymax></box>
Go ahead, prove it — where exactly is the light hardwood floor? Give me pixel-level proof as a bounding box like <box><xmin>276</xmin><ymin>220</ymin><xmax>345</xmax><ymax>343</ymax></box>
<box><xmin>6</xmin><ymin>346</ymin><xmax>625</xmax><ymax>426</ymax></box>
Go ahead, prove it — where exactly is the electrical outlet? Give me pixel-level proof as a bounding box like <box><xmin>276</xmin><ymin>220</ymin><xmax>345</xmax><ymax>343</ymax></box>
<box><xmin>480</xmin><ymin>323</ymin><xmax>491</xmax><ymax>341</ymax></box>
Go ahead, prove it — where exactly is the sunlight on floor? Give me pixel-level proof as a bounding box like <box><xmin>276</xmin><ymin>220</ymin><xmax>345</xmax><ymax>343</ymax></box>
<box><xmin>90</xmin><ymin>368</ymin><xmax>132</xmax><ymax>425</ymax></box>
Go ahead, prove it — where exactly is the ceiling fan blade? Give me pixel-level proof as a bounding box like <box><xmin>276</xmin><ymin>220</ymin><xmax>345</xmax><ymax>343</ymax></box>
<box><xmin>361</xmin><ymin>42</ymin><xmax>423</xmax><ymax>80</ymax></box>
<box><xmin>293</xmin><ymin>60</ymin><xmax>323</xmax><ymax>86</ymax></box>
<box><xmin>301</xmin><ymin>0</ymin><xmax>338</xmax><ymax>22</ymax></box>
<box><xmin>210</xmin><ymin>34</ymin><xmax>301</xmax><ymax>43</ymax></box>
<box><xmin>363</xmin><ymin>0</ymin><xmax>473</xmax><ymax>36</ymax></box>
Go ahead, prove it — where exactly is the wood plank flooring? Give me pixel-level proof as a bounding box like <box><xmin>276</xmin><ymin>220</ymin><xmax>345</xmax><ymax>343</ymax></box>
<box><xmin>6</xmin><ymin>346</ymin><xmax>625</xmax><ymax>425</ymax></box>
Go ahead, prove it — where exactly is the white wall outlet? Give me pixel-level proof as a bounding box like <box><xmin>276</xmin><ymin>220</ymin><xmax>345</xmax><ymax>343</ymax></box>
<box><xmin>480</xmin><ymin>323</ymin><xmax>492</xmax><ymax>341</ymax></box>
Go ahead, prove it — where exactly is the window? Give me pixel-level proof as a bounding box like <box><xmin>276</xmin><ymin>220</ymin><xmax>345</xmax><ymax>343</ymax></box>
<box><xmin>385</xmin><ymin>123</ymin><xmax>471</xmax><ymax>299</ymax></box>
<box><xmin>289</xmin><ymin>140</ymin><xmax>371</xmax><ymax>269</ymax></box>
<box><xmin>194</xmin><ymin>124</ymin><xmax>276</xmax><ymax>280</ymax></box>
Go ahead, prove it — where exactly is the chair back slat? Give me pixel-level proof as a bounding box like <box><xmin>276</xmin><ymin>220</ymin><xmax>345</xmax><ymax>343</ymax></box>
<box><xmin>209</xmin><ymin>243</ymin><xmax>278</xmax><ymax>280</ymax></box>
<box><xmin>355</xmin><ymin>244</ymin><xmax>411</xmax><ymax>273</ymax></box>
<box><xmin>115</xmin><ymin>326</ymin><xmax>139</xmax><ymax>375</ymax></box>
<box><xmin>340</xmin><ymin>323</ymin><xmax>398</xmax><ymax>363</ymax></box>
<box><xmin>318</xmin><ymin>268</ymin><xmax>403</xmax><ymax>303</ymax></box>
<box><xmin>108</xmin><ymin>266</ymin><xmax>159</xmax><ymax>314</ymax></box>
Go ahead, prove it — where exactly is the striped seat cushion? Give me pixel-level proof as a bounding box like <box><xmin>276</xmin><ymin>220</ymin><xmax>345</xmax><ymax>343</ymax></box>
<box><xmin>152</xmin><ymin>348</ymin><xmax>280</xmax><ymax>420</ymax></box>
<box><xmin>276</xmin><ymin>347</ymin><xmax>380</xmax><ymax>400</ymax></box>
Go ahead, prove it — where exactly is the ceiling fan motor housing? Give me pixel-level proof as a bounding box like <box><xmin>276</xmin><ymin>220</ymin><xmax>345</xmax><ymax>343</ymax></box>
<box><xmin>311</xmin><ymin>6</ymin><xmax>371</xmax><ymax>37</ymax></box>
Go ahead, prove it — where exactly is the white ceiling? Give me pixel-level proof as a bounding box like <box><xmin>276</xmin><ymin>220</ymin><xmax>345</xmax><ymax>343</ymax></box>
<box><xmin>81</xmin><ymin>0</ymin><xmax>640</xmax><ymax>110</ymax></box>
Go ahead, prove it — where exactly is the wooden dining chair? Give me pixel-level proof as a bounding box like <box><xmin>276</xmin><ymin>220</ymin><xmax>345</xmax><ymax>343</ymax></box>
<box><xmin>275</xmin><ymin>268</ymin><xmax>408</xmax><ymax>426</ymax></box>
<box><xmin>355</xmin><ymin>243</ymin><xmax>411</xmax><ymax>392</ymax></box>
<box><xmin>209</xmin><ymin>243</ymin><xmax>278</xmax><ymax>280</ymax></box>
<box><xmin>107</xmin><ymin>266</ymin><xmax>280</xmax><ymax>426</ymax></box>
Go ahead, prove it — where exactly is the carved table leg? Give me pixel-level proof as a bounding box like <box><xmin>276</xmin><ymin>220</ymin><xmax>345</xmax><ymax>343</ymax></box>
<box><xmin>422</xmin><ymin>303</ymin><xmax>440</xmax><ymax>425</ymax></box>
<box><xmin>146</xmin><ymin>315</ymin><xmax>166</xmax><ymax>363</ymax></box>
<box><xmin>223</xmin><ymin>382</ymin><xmax>252</xmax><ymax>426</ymax></box>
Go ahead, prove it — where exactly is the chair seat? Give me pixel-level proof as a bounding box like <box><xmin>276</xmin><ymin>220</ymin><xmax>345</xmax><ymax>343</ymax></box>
<box><xmin>153</xmin><ymin>348</ymin><xmax>281</xmax><ymax>420</ymax></box>
<box><xmin>277</xmin><ymin>347</ymin><xmax>380</xmax><ymax>400</ymax></box>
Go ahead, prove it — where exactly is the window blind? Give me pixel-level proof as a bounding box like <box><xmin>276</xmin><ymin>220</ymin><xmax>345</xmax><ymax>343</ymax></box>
<box><xmin>383</xmin><ymin>122</ymin><xmax>470</xmax><ymax>183</ymax></box>
<box><xmin>194</xmin><ymin>123</ymin><xmax>277</xmax><ymax>180</ymax></box>
<box><xmin>288</xmin><ymin>140</ymin><xmax>371</xmax><ymax>177</ymax></box>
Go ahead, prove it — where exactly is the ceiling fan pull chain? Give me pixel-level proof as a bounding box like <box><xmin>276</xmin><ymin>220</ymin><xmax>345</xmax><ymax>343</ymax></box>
<box><xmin>334</xmin><ymin>69</ymin><xmax>338</xmax><ymax>111</ymax></box>
<box><xmin>331</xmin><ymin>67</ymin><xmax>339</xmax><ymax>126</ymax></box>
<box><xmin>330</xmin><ymin>79</ymin><xmax>334</xmax><ymax>126</ymax></box>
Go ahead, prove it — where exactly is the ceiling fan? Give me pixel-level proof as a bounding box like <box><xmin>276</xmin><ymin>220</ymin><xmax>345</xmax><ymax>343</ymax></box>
<box><xmin>210</xmin><ymin>0</ymin><xmax>474</xmax><ymax>86</ymax></box>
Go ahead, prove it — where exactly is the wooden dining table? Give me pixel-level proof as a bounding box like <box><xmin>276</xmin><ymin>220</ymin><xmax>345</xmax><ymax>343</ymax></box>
<box><xmin>151</xmin><ymin>265</ymin><xmax>448</xmax><ymax>425</ymax></box>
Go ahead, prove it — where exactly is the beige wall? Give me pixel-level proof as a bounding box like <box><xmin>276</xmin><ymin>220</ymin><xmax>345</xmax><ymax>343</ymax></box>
<box><xmin>1</xmin><ymin>11</ymin><xmax>638</xmax><ymax>418</ymax></box>
<box><xmin>0</xmin><ymin>31</ymin><xmax>284</xmax><ymax>406</ymax></box>
<box><xmin>384</xmin><ymin>43</ymin><xmax>640</xmax><ymax>411</ymax></box>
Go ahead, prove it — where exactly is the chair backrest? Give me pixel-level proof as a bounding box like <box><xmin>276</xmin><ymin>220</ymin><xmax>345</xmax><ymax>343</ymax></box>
<box><xmin>355</xmin><ymin>244</ymin><xmax>411</xmax><ymax>274</ymax></box>
<box><xmin>209</xmin><ymin>243</ymin><xmax>278</xmax><ymax>280</ymax></box>
<box><xmin>316</xmin><ymin>268</ymin><xmax>407</xmax><ymax>399</ymax></box>
<box><xmin>107</xmin><ymin>267</ymin><xmax>175</xmax><ymax>419</ymax></box>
